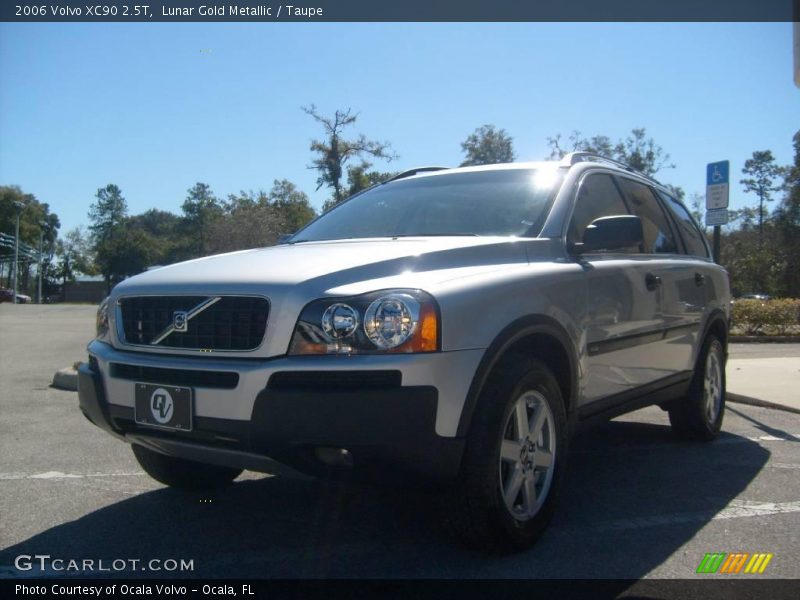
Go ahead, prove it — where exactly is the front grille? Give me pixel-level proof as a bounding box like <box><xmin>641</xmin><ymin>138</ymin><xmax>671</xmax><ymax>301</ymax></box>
<box><xmin>118</xmin><ymin>295</ymin><xmax>268</xmax><ymax>351</ymax></box>
<box><xmin>110</xmin><ymin>363</ymin><xmax>240</xmax><ymax>389</ymax></box>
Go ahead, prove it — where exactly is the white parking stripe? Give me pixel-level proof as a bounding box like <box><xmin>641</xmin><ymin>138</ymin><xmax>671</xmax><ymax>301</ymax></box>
<box><xmin>571</xmin><ymin>432</ymin><xmax>800</xmax><ymax>455</ymax></box>
<box><xmin>0</xmin><ymin>471</ymin><xmax>144</xmax><ymax>480</ymax></box>
<box><xmin>566</xmin><ymin>500</ymin><xmax>800</xmax><ymax>534</ymax></box>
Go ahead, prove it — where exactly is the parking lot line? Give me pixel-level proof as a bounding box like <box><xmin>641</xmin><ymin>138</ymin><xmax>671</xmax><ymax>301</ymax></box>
<box><xmin>0</xmin><ymin>471</ymin><xmax>144</xmax><ymax>481</ymax></box>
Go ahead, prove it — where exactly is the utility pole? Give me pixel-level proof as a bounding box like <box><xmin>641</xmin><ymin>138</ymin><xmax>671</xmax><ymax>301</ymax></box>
<box><xmin>38</xmin><ymin>221</ymin><xmax>48</xmax><ymax>304</ymax></box>
<box><xmin>12</xmin><ymin>201</ymin><xmax>24</xmax><ymax>304</ymax></box>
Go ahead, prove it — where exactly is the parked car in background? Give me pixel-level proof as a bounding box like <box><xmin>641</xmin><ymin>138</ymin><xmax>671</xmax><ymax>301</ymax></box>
<box><xmin>79</xmin><ymin>153</ymin><xmax>731</xmax><ymax>552</ymax></box>
<box><xmin>0</xmin><ymin>287</ymin><xmax>31</xmax><ymax>303</ymax></box>
<box><xmin>739</xmin><ymin>293</ymin><xmax>771</xmax><ymax>301</ymax></box>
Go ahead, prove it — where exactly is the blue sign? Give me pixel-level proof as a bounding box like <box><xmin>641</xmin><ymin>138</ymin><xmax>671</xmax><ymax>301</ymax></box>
<box><xmin>706</xmin><ymin>160</ymin><xmax>730</xmax><ymax>210</ymax></box>
<box><xmin>706</xmin><ymin>161</ymin><xmax>729</xmax><ymax>186</ymax></box>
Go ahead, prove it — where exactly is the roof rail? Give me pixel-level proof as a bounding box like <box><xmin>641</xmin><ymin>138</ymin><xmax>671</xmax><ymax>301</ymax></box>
<box><xmin>562</xmin><ymin>152</ymin><xmax>661</xmax><ymax>185</ymax></box>
<box><xmin>384</xmin><ymin>166</ymin><xmax>449</xmax><ymax>183</ymax></box>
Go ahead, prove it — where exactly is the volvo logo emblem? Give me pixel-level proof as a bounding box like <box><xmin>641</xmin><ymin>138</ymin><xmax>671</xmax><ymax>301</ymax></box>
<box><xmin>150</xmin><ymin>388</ymin><xmax>174</xmax><ymax>424</ymax></box>
<box><xmin>149</xmin><ymin>297</ymin><xmax>222</xmax><ymax>345</ymax></box>
<box><xmin>173</xmin><ymin>310</ymin><xmax>188</xmax><ymax>332</ymax></box>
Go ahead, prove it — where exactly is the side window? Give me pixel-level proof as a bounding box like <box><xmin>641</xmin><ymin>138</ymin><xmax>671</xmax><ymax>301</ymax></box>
<box><xmin>616</xmin><ymin>178</ymin><xmax>678</xmax><ymax>254</ymax></box>
<box><xmin>657</xmin><ymin>191</ymin><xmax>711</xmax><ymax>258</ymax></box>
<box><xmin>568</xmin><ymin>173</ymin><xmax>629</xmax><ymax>245</ymax></box>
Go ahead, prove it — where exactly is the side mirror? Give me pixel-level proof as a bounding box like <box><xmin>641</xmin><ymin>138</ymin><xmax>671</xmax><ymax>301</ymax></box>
<box><xmin>572</xmin><ymin>215</ymin><xmax>643</xmax><ymax>254</ymax></box>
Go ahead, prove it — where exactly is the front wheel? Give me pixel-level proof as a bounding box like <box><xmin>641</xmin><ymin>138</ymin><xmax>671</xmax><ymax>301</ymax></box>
<box><xmin>132</xmin><ymin>444</ymin><xmax>242</xmax><ymax>489</ymax></box>
<box><xmin>445</xmin><ymin>358</ymin><xmax>568</xmax><ymax>553</ymax></box>
<box><xmin>669</xmin><ymin>334</ymin><xmax>726</xmax><ymax>441</ymax></box>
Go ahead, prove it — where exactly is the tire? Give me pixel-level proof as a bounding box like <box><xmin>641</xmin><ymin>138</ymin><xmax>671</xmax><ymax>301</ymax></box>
<box><xmin>445</xmin><ymin>357</ymin><xmax>568</xmax><ymax>553</ymax></box>
<box><xmin>668</xmin><ymin>334</ymin><xmax>726</xmax><ymax>441</ymax></box>
<box><xmin>132</xmin><ymin>444</ymin><xmax>242</xmax><ymax>489</ymax></box>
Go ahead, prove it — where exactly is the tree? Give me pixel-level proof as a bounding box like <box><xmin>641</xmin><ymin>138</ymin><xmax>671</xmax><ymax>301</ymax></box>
<box><xmin>88</xmin><ymin>184</ymin><xmax>127</xmax><ymax>245</ymax></box>
<box><xmin>345</xmin><ymin>161</ymin><xmax>398</xmax><ymax>196</ymax></box>
<box><xmin>547</xmin><ymin>128</ymin><xmax>674</xmax><ymax>176</ymax></box>
<box><xmin>94</xmin><ymin>227</ymin><xmax>156</xmax><ymax>287</ymax></box>
<box><xmin>87</xmin><ymin>185</ymin><xmax>165</xmax><ymax>289</ymax></box>
<box><xmin>615</xmin><ymin>128</ymin><xmax>675</xmax><ymax>175</ymax></box>
<box><xmin>55</xmin><ymin>227</ymin><xmax>95</xmax><ymax>284</ymax></box>
<box><xmin>1</xmin><ymin>186</ymin><xmax>60</xmax><ymax>293</ymax></box>
<box><xmin>547</xmin><ymin>131</ymin><xmax>614</xmax><ymax>161</ymax></box>
<box><xmin>208</xmin><ymin>180</ymin><xmax>317</xmax><ymax>252</ymax></box>
<box><xmin>267</xmin><ymin>179</ymin><xmax>316</xmax><ymax>233</ymax></box>
<box><xmin>773</xmin><ymin>130</ymin><xmax>800</xmax><ymax>296</ymax></box>
<box><xmin>127</xmin><ymin>208</ymin><xmax>185</xmax><ymax>265</ymax></box>
<box><xmin>459</xmin><ymin>125</ymin><xmax>516</xmax><ymax>166</ymax></box>
<box><xmin>181</xmin><ymin>182</ymin><xmax>223</xmax><ymax>257</ymax></box>
<box><xmin>740</xmin><ymin>150</ymin><xmax>784</xmax><ymax>245</ymax></box>
<box><xmin>302</xmin><ymin>104</ymin><xmax>396</xmax><ymax>208</ymax></box>
<box><xmin>207</xmin><ymin>199</ymin><xmax>285</xmax><ymax>254</ymax></box>
<box><xmin>88</xmin><ymin>184</ymin><xmax>130</xmax><ymax>291</ymax></box>
<box><xmin>687</xmin><ymin>193</ymin><xmax>706</xmax><ymax>230</ymax></box>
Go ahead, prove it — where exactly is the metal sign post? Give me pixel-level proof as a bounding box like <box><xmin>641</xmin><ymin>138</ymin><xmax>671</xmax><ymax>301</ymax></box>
<box><xmin>11</xmin><ymin>201</ymin><xmax>24</xmax><ymax>304</ymax></box>
<box><xmin>706</xmin><ymin>161</ymin><xmax>730</xmax><ymax>263</ymax></box>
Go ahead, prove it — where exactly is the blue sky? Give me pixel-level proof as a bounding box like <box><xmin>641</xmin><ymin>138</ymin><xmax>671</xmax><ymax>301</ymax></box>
<box><xmin>0</xmin><ymin>22</ymin><xmax>797</xmax><ymax>234</ymax></box>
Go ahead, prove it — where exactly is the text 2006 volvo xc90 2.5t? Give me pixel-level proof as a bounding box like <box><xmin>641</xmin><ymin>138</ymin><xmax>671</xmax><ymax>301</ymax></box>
<box><xmin>79</xmin><ymin>153</ymin><xmax>730</xmax><ymax>551</ymax></box>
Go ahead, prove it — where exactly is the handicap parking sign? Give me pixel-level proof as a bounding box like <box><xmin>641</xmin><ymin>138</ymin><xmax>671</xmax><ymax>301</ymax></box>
<box><xmin>706</xmin><ymin>160</ymin><xmax>730</xmax><ymax>210</ymax></box>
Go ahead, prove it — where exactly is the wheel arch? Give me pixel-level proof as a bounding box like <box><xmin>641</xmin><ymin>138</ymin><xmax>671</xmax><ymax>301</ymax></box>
<box><xmin>699</xmin><ymin>309</ymin><xmax>729</xmax><ymax>364</ymax></box>
<box><xmin>456</xmin><ymin>315</ymin><xmax>579</xmax><ymax>437</ymax></box>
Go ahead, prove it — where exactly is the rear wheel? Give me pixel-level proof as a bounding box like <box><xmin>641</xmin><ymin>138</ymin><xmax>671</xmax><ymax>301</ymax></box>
<box><xmin>445</xmin><ymin>357</ymin><xmax>567</xmax><ymax>552</ymax></box>
<box><xmin>132</xmin><ymin>444</ymin><xmax>242</xmax><ymax>489</ymax></box>
<box><xmin>669</xmin><ymin>334</ymin><xmax>725</xmax><ymax>441</ymax></box>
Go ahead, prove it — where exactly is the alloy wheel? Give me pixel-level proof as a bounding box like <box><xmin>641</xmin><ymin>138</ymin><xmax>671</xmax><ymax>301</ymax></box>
<box><xmin>499</xmin><ymin>390</ymin><xmax>557</xmax><ymax>521</ymax></box>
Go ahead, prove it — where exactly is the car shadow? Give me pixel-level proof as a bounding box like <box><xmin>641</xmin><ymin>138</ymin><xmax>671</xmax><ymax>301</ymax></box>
<box><xmin>0</xmin><ymin>418</ymin><xmax>769</xmax><ymax>580</ymax></box>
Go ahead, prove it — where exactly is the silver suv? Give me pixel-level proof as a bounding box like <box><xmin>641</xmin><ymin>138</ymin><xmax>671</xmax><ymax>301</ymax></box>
<box><xmin>78</xmin><ymin>153</ymin><xmax>730</xmax><ymax>551</ymax></box>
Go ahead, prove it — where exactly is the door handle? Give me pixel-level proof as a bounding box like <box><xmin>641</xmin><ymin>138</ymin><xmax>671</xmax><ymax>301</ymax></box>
<box><xmin>645</xmin><ymin>273</ymin><xmax>662</xmax><ymax>291</ymax></box>
<box><xmin>695</xmin><ymin>272</ymin><xmax>706</xmax><ymax>286</ymax></box>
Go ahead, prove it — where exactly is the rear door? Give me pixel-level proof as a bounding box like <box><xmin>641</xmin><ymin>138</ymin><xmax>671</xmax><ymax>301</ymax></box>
<box><xmin>655</xmin><ymin>189</ymin><xmax>715</xmax><ymax>364</ymax></box>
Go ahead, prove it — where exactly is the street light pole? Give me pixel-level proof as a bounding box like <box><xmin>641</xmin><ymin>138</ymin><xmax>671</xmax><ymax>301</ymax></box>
<box><xmin>38</xmin><ymin>221</ymin><xmax>48</xmax><ymax>304</ymax></box>
<box><xmin>12</xmin><ymin>201</ymin><xmax>24</xmax><ymax>305</ymax></box>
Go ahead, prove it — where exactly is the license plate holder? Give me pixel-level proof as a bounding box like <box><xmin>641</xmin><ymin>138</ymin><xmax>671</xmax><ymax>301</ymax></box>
<box><xmin>134</xmin><ymin>383</ymin><xmax>193</xmax><ymax>432</ymax></box>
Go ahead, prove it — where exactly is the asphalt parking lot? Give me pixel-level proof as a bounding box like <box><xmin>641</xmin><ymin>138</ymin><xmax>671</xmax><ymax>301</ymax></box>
<box><xmin>1</xmin><ymin>304</ymin><xmax>799</xmax><ymax>579</ymax></box>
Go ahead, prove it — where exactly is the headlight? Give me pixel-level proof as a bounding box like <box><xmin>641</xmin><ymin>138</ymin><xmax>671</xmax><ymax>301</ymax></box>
<box><xmin>289</xmin><ymin>290</ymin><xmax>439</xmax><ymax>355</ymax></box>
<box><xmin>322</xmin><ymin>303</ymin><xmax>360</xmax><ymax>339</ymax></box>
<box><xmin>364</xmin><ymin>294</ymin><xmax>419</xmax><ymax>349</ymax></box>
<box><xmin>95</xmin><ymin>297</ymin><xmax>110</xmax><ymax>340</ymax></box>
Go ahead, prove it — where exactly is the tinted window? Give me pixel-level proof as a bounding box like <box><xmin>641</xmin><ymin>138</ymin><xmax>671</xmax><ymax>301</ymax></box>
<box><xmin>292</xmin><ymin>169</ymin><xmax>563</xmax><ymax>242</ymax></box>
<box><xmin>568</xmin><ymin>173</ymin><xmax>629</xmax><ymax>245</ymax></box>
<box><xmin>657</xmin><ymin>191</ymin><xmax>710</xmax><ymax>258</ymax></box>
<box><xmin>616</xmin><ymin>178</ymin><xmax>678</xmax><ymax>254</ymax></box>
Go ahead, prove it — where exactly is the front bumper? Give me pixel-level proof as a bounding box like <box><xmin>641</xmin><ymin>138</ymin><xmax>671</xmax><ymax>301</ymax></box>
<box><xmin>79</xmin><ymin>341</ymin><xmax>483</xmax><ymax>482</ymax></box>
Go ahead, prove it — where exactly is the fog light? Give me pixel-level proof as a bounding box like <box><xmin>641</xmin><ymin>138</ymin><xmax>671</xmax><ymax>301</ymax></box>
<box><xmin>315</xmin><ymin>447</ymin><xmax>354</xmax><ymax>468</ymax></box>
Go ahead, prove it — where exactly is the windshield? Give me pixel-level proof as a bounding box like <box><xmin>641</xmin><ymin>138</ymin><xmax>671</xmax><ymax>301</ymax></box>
<box><xmin>291</xmin><ymin>168</ymin><xmax>563</xmax><ymax>242</ymax></box>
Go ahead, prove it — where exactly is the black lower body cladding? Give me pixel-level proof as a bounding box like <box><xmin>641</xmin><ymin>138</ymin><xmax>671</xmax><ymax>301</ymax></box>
<box><xmin>250</xmin><ymin>385</ymin><xmax>464</xmax><ymax>482</ymax></box>
<box><xmin>77</xmin><ymin>360</ymin><xmax>465</xmax><ymax>483</ymax></box>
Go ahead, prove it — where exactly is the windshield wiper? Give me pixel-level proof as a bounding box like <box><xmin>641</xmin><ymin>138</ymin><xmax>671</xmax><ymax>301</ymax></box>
<box><xmin>390</xmin><ymin>233</ymin><xmax>480</xmax><ymax>238</ymax></box>
<box><xmin>288</xmin><ymin>234</ymin><xmax>479</xmax><ymax>243</ymax></box>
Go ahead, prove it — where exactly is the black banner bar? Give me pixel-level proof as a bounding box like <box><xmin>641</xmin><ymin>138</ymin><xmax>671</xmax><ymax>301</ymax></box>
<box><xmin>1</xmin><ymin>0</ymin><xmax>797</xmax><ymax>23</ymax></box>
<box><xmin>3</xmin><ymin>579</ymin><xmax>800</xmax><ymax>600</ymax></box>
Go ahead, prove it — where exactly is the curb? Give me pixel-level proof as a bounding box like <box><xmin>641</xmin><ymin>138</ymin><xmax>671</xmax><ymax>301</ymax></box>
<box><xmin>730</xmin><ymin>336</ymin><xmax>800</xmax><ymax>343</ymax></box>
<box><xmin>727</xmin><ymin>392</ymin><xmax>800</xmax><ymax>415</ymax></box>
<box><xmin>51</xmin><ymin>362</ymin><xmax>82</xmax><ymax>392</ymax></box>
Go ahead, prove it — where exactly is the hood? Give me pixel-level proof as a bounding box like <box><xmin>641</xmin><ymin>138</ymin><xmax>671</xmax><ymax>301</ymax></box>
<box><xmin>113</xmin><ymin>237</ymin><xmax>537</xmax><ymax>297</ymax></box>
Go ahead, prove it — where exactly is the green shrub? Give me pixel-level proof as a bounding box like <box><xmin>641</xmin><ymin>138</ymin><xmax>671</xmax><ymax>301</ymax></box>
<box><xmin>731</xmin><ymin>298</ymin><xmax>800</xmax><ymax>336</ymax></box>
